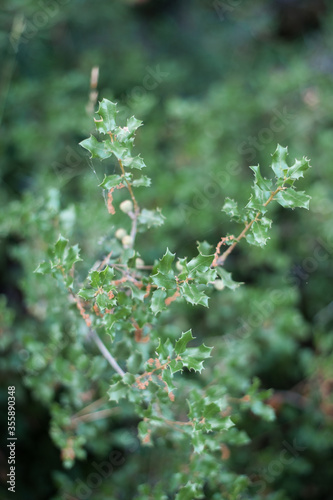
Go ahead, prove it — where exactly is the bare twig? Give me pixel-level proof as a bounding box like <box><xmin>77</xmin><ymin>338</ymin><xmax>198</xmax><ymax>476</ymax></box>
<box><xmin>72</xmin><ymin>396</ymin><xmax>108</xmax><ymax>419</ymax></box>
<box><xmin>71</xmin><ymin>408</ymin><xmax>119</xmax><ymax>426</ymax></box>
<box><xmin>88</xmin><ymin>328</ymin><xmax>125</xmax><ymax>377</ymax></box>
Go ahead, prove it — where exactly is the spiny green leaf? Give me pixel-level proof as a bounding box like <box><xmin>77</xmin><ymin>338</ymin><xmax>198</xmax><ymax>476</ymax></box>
<box><xmin>95</xmin><ymin>293</ymin><xmax>116</xmax><ymax>311</ymax></box>
<box><xmin>104</xmin><ymin>141</ymin><xmax>129</xmax><ymax>160</ymax></box>
<box><xmin>54</xmin><ymin>235</ymin><xmax>68</xmax><ymax>261</ymax></box>
<box><xmin>180</xmin><ymin>282</ymin><xmax>209</xmax><ymax>307</ymax></box>
<box><xmin>195</xmin><ymin>268</ymin><xmax>217</xmax><ymax>286</ymax></box>
<box><xmin>63</xmin><ymin>244</ymin><xmax>82</xmax><ymax>273</ymax></box>
<box><xmin>79</xmin><ymin>135</ymin><xmax>111</xmax><ymax>160</ymax></box>
<box><xmin>187</xmin><ymin>251</ymin><xmax>214</xmax><ymax>276</ymax></box>
<box><xmin>175</xmin><ymin>330</ymin><xmax>194</xmax><ymax>355</ymax></box>
<box><xmin>196</xmin><ymin>240</ymin><xmax>214</xmax><ymax>254</ymax></box>
<box><xmin>138</xmin><ymin>208</ymin><xmax>165</xmax><ymax>228</ymax></box>
<box><xmin>34</xmin><ymin>261</ymin><xmax>52</xmax><ymax>275</ymax></box>
<box><xmin>192</xmin><ymin>431</ymin><xmax>206</xmax><ymax>453</ymax></box>
<box><xmin>216</xmin><ymin>268</ymin><xmax>242</xmax><ymax>291</ymax></box>
<box><xmin>246</xmin><ymin>185</ymin><xmax>269</xmax><ymax>213</ymax></box>
<box><xmin>249</xmin><ymin>220</ymin><xmax>271</xmax><ymax>247</ymax></box>
<box><xmin>287</xmin><ymin>157</ymin><xmax>311</xmax><ymax>181</ymax></box>
<box><xmin>89</xmin><ymin>266</ymin><xmax>114</xmax><ymax>287</ymax></box>
<box><xmin>151</xmin><ymin>289</ymin><xmax>167</xmax><ymax>315</ymax></box>
<box><xmin>275</xmin><ymin>189</ymin><xmax>311</xmax><ymax>210</ymax></box>
<box><xmin>157</xmin><ymin>248</ymin><xmax>176</xmax><ymax>274</ymax></box>
<box><xmin>127</xmin><ymin>116</ymin><xmax>143</xmax><ymax>133</ymax></box>
<box><xmin>122</xmin><ymin>155</ymin><xmax>146</xmax><ymax>170</ymax></box>
<box><xmin>138</xmin><ymin>420</ymin><xmax>153</xmax><ymax>446</ymax></box>
<box><xmin>156</xmin><ymin>338</ymin><xmax>174</xmax><ymax>362</ymax></box>
<box><xmin>151</xmin><ymin>272</ymin><xmax>177</xmax><ymax>290</ymax></box>
<box><xmin>132</xmin><ymin>175</ymin><xmax>151</xmax><ymax>187</ymax></box>
<box><xmin>108</xmin><ymin>380</ymin><xmax>129</xmax><ymax>403</ymax></box>
<box><xmin>175</xmin><ymin>482</ymin><xmax>204</xmax><ymax>500</ymax></box>
<box><xmin>271</xmin><ymin>144</ymin><xmax>289</xmax><ymax>179</ymax></box>
<box><xmin>222</xmin><ymin>198</ymin><xmax>241</xmax><ymax>220</ymax></box>
<box><xmin>77</xmin><ymin>288</ymin><xmax>95</xmax><ymax>301</ymax></box>
<box><xmin>181</xmin><ymin>343</ymin><xmax>212</xmax><ymax>372</ymax></box>
<box><xmin>98</xmin><ymin>174</ymin><xmax>124</xmax><ymax>190</ymax></box>
<box><xmin>249</xmin><ymin>165</ymin><xmax>273</xmax><ymax>192</ymax></box>
<box><xmin>94</xmin><ymin>99</ymin><xmax>118</xmax><ymax>134</ymax></box>
<box><xmin>161</xmin><ymin>369</ymin><xmax>176</xmax><ymax>392</ymax></box>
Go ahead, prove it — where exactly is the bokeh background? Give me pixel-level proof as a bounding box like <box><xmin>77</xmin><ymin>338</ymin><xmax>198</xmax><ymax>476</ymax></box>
<box><xmin>1</xmin><ymin>0</ymin><xmax>333</xmax><ymax>499</ymax></box>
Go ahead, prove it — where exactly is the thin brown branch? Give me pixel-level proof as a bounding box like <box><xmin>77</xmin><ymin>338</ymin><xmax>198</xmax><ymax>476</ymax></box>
<box><xmin>215</xmin><ymin>186</ymin><xmax>283</xmax><ymax>266</ymax></box>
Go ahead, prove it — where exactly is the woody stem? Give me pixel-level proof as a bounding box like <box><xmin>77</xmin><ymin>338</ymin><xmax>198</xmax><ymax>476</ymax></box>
<box><xmin>215</xmin><ymin>186</ymin><xmax>283</xmax><ymax>266</ymax></box>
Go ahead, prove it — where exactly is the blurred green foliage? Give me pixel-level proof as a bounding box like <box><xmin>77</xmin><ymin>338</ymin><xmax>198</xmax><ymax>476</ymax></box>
<box><xmin>1</xmin><ymin>0</ymin><xmax>333</xmax><ymax>499</ymax></box>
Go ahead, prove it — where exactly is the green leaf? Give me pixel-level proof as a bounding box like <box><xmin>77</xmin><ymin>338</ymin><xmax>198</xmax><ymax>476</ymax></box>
<box><xmin>249</xmin><ymin>165</ymin><xmax>273</xmax><ymax>192</ymax></box>
<box><xmin>132</xmin><ymin>175</ymin><xmax>151</xmax><ymax>187</ymax></box>
<box><xmin>89</xmin><ymin>266</ymin><xmax>114</xmax><ymax>287</ymax></box>
<box><xmin>287</xmin><ymin>157</ymin><xmax>311</xmax><ymax>180</ymax></box>
<box><xmin>99</xmin><ymin>174</ymin><xmax>124</xmax><ymax>190</ymax></box>
<box><xmin>175</xmin><ymin>482</ymin><xmax>203</xmax><ymax>500</ymax></box>
<box><xmin>161</xmin><ymin>367</ymin><xmax>175</xmax><ymax>389</ymax></box>
<box><xmin>138</xmin><ymin>208</ymin><xmax>165</xmax><ymax>228</ymax></box>
<box><xmin>250</xmin><ymin>219</ymin><xmax>271</xmax><ymax>247</ymax></box>
<box><xmin>79</xmin><ymin>135</ymin><xmax>111</xmax><ymax>160</ymax></box>
<box><xmin>34</xmin><ymin>261</ymin><xmax>51</xmax><ymax>274</ymax></box>
<box><xmin>180</xmin><ymin>282</ymin><xmax>209</xmax><ymax>307</ymax></box>
<box><xmin>138</xmin><ymin>420</ymin><xmax>153</xmax><ymax>446</ymax></box>
<box><xmin>195</xmin><ymin>268</ymin><xmax>217</xmax><ymax>286</ymax></box>
<box><xmin>127</xmin><ymin>116</ymin><xmax>143</xmax><ymax>133</ymax></box>
<box><xmin>271</xmin><ymin>144</ymin><xmax>289</xmax><ymax>179</ymax></box>
<box><xmin>187</xmin><ymin>251</ymin><xmax>214</xmax><ymax>276</ymax></box>
<box><xmin>151</xmin><ymin>289</ymin><xmax>167</xmax><ymax>315</ymax></box>
<box><xmin>104</xmin><ymin>141</ymin><xmax>129</xmax><ymax>160</ymax></box>
<box><xmin>175</xmin><ymin>330</ymin><xmax>194</xmax><ymax>355</ymax></box>
<box><xmin>151</xmin><ymin>272</ymin><xmax>177</xmax><ymax>290</ymax></box>
<box><xmin>64</xmin><ymin>244</ymin><xmax>82</xmax><ymax>273</ymax></box>
<box><xmin>156</xmin><ymin>338</ymin><xmax>174</xmax><ymax>362</ymax></box>
<box><xmin>275</xmin><ymin>189</ymin><xmax>311</xmax><ymax>210</ymax></box>
<box><xmin>181</xmin><ymin>343</ymin><xmax>212</xmax><ymax>372</ymax></box>
<box><xmin>77</xmin><ymin>288</ymin><xmax>95</xmax><ymax>300</ymax></box>
<box><xmin>94</xmin><ymin>99</ymin><xmax>118</xmax><ymax>134</ymax></box>
<box><xmin>192</xmin><ymin>431</ymin><xmax>206</xmax><ymax>453</ymax></box>
<box><xmin>246</xmin><ymin>185</ymin><xmax>268</xmax><ymax>213</ymax></box>
<box><xmin>157</xmin><ymin>249</ymin><xmax>176</xmax><ymax>274</ymax></box>
<box><xmin>216</xmin><ymin>268</ymin><xmax>242</xmax><ymax>290</ymax></box>
<box><xmin>222</xmin><ymin>197</ymin><xmax>241</xmax><ymax>220</ymax></box>
<box><xmin>96</xmin><ymin>293</ymin><xmax>115</xmax><ymax>310</ymax></box>
<box><xmin>108</xmin><ymin>380</ymin><xmax>129</xmax><ymax>403</ymax></box>
<box><xmin>196</xmin><ymin>241</ymin><xmax>214</xmax><ymax>254</ymax></box>
<box><xmin>54</xmin><ymin>235</ymin><xmax>68</xmax><ymax>261</ymax></box>
<box><xmin>108</xmin><ymin>373</ymin><xmax>135</xmax><ymax>403</ymax></box>
<box><xmin>122</xmin><ymin>155</ymin><xmax>146</xmax><ymax>170</ymax></box>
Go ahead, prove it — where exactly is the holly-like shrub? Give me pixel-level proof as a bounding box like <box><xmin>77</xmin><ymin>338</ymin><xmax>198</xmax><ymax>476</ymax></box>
<box><xmin>33</xmin><ymin>99</ymin><xmax>311</xmax><ymax>499</ymax></box>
